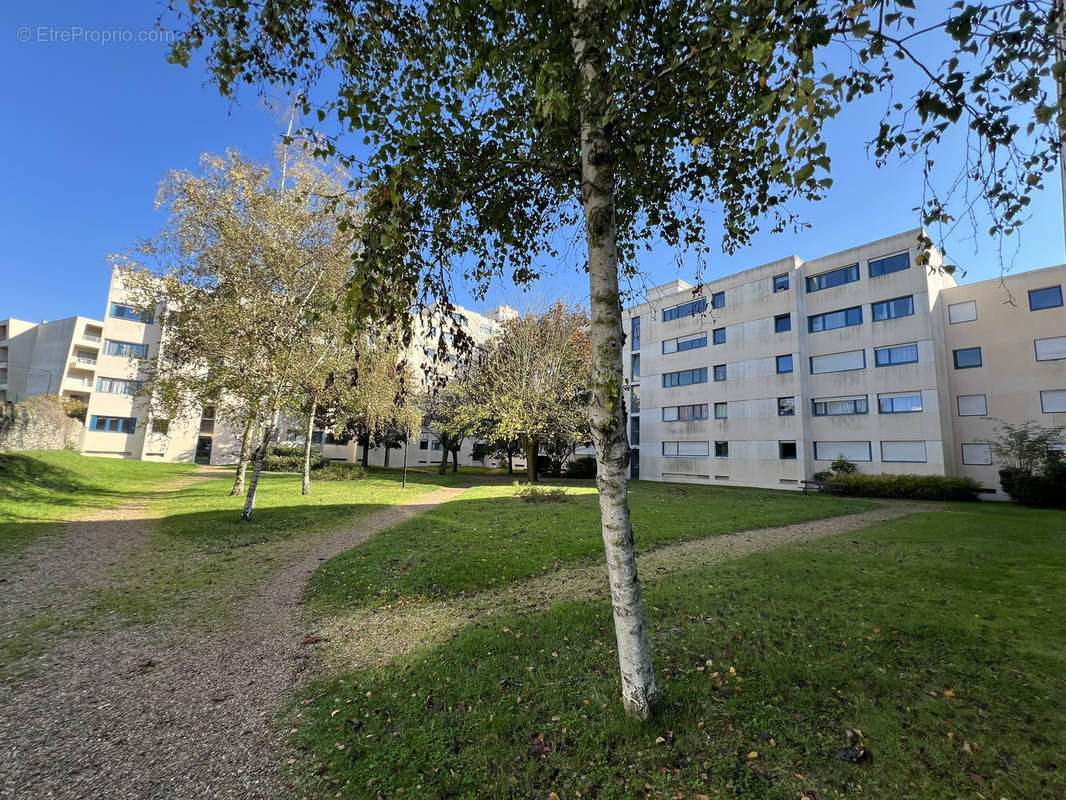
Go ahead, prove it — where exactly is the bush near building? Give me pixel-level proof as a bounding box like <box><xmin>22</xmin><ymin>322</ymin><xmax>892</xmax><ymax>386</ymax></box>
<box><xmin>262</xmin><ymin>445</ymin><xmax>326</xmax><ymax>473</ymax></box>
<box><xmin>824</xmin><ymin>472</ymin><xmax>982</xmax><ymax>502</ymax></box>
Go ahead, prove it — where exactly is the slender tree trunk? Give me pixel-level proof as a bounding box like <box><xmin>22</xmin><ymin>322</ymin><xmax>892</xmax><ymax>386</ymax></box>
<box><xmin>301</xmin><ymin>394</ymin><xmax>317</xmax><ymax>496</ymax></box>
<box><xmin>360</xmin><ymin>431</ymin><xmax>371</xmax><ymax>467</ymax></box>
<box><xmin>572</xmin><ymin>1</ymin><xmax>660</xmax><ymax>721</ymax></box>
<box><xmin>241</xmin><ymin>406</ymin><xmax>278</xmax><ymax>522</ymax></box>
<box><xmin>438</xmin><ymin>439</ymin><xmax>449</xmax><ymax>475</ymax></box>
<box><xmin>507</xmin><ymin>446</ymin><xmax>514</xmax><ymax>475</ymax></box>
<box><xmin>230</xmin><ymin>416</ymin><xmax>255</xmax><ymax>496</ymax></box>
<box><xmin>451</xmin><ymin>447</ymin><xmax>459</xmax><ymax>473</ymax></box>
<box><xmin>384</xmin><ymin>446</ymin><xmax>392</xmax><ymax>467</ymax></box>
<box><xmin>523</xmin><ymin>436</ymin><xmax>538</xmax><ymax>484</ymax></box>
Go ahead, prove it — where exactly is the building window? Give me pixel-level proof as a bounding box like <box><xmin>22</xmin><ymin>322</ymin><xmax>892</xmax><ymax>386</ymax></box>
<box><xmin>663</xmin><ymin>440</ymin><xmax>709</xmax><ymax>457</ymax></box>
<box><xmin>808</xmin><ymin>305</ymin><xmax>863</xmax><ymax>333</ymax></box>
<box><xmin>813</xmin><ymin>441</ymin><xmax>872</xmax><ymax>462</ymax></box>
<box><xmin>810</xmin><ymin>349</ymin><xmax>866</xmax><ymax>374</ymax></box>
<box><xmin>96</xmin><ymin>377</ymin><xmax>143</xmax><ymax>395</ymax></box>
<box><xmin>630</xmin><ymin>385</ymin><xmax>640</xmax><ymax>413</ymax></box>
<box><xmin>89</xmin><ymin>415</ymin><xmax>137</xmax><ymax>434</ymax></box>
<box><xmin>812</xmin><ymin>396</ymin><xmax>868</xmax><ymax>416</ymax></box>
<box><xmin>881</xmin><ymin>441</ymin><xmax>928</xmax><ymax>463</ymax></box>
<box><xmin>777</xmin><ymin>396</ymin><xmax>796</xmax><ymax>416</ymax></box>
<box><xmin>961</xmin><ymin>442</ymin><xmax>992</xmax><ymax>465</ymax></box>
<box><xmin>431</xmin><ymin>441</ymin><xmax>443</xmax><ymax>451</ymax></box>
<box><xmin>663</xmin><ymin>298</ymin><xmax>707</xmax><ymax>322</ymax></box>
<box><xmin>773</xmin><ymin>274</ymin><xmax>790</xmax><ymax>293</ymax></box>
<box><xmin>711</xmin><ymin>291</ymin><xmax>725</xmax><ymax>309</ymax></box>
<box><xmin>868</xmin><ymin>252</ymin><xmax>910</xmax><ymax>277</ymax></box>
<box><xmin>151</xmin><ymin>419</ymin><xmax>170</xmax><ymax>434</ymax></box>
<box><xmin>663</xmin><ymin>332</ymin><xmax>707</xmax><ymax>354</ymax></box>
<box><xmin>712</xmin><ymin>327</ymin><xmax>726</xmax><ymax>345</ymax></box>
<box><xmin>953</xmin><ymin>347</ymin><xmax>983</xmax><ymax>369</ymax></box>
<box><xmin>806</xmin><ymin>263</ymin><xmax>860</xmax><ymax>293</ymax></box>
<box><xmin>631</xmin><ymin>316</ymin><xmax>641</xmax><ymax>351</ymax></box>
<box><xmin>714</xmin><ymin>402</ymin><xmax>728</xmax><ymax>419</ymax></box>
<box><xmin>663</xmin><ymin>367</ymin><xmax>708</xmax><ymax>387</ymax></box>
<box><xmin>109</xmin><ymin>303</ymin><xmax>154</xmax><ymax>324</ymax></box>
<box><xmin>1029</xmin><ymin>285</ymin><xmax>1063</xmax><ymax>311</ymax></box>
<box><xmin>419</xmin><ymin>439</ymin><xmax>429</xmax><ymax>450</ymax></box>
<box><xmin>872</xmin><ymin>295</ymin><xmax>915</xmax><ymax>322</ymax></box>
<box><xmin>630</xmin><ymin>415</ymin><xmax>640</xmax><ymax>446</ymax></box>
<box><xmin>774</xmin><ymin>313</ymin><xmax>791</xmax><ymax>333</ymax></box>
<box><xmin>104</xmin><ymin>340</ymin><xmax>149</xmax><ymax>359</ymax></box>
<box><xmin>776</xmin><ymin>354</ymin><xmax>793</xmax><ymax>374</ymax></box>
<box><xmin>1040</xmin><ymin>389</ymin><xmax>1066</xmax><ymax>413</ymax></box>
<box><xmin>1035</xmin><ymin>336</ymin><xmax>1066</xmax><ymax>362</ymax></box>
<box><xmin>662</xmin><ymin>403</ymin><xmax>708</xmax><ymax>421</ymax></box>
<box><xmin>631</xmin><ymin>354</ymin><xmax>640</xmax><ymax>379</ymax></box>
<box><xmin>714</xmin><ymin>441</ymin><xmax>729</xmax><ymax>458</ymax></box>
<box><xmin>875</xmin><ymin>343</ymin><xmax>919</xmax><ymax>367</ymax></box>
<box><xmin>713</xmin><ymin>364</ymin><xmax>727</xmax><ymax>382</ymax></box>
<box><xmin>779</xmin><ymin>441</ymin><xmax>797</xmax><ymax>460</ymax></box>
<box><xmin>479</xmin><ymin>324</ymin><xmax>493</xmax><ymax>336</ymax></box>
<box><xmin>948</xmin><ymin>300</ymin><xmax>977</xmax><ymax>324</ymax></box>
<box><xmin>878</xmin><ymin>392</ymin><xmax>923</xmax><ymax>414</ymax></box>
<box><xmin>957</xmin><ymin>394</ymin><xmax>988</xmax><ymax>416</ymax></box>
<box><xmin>451</xmin><ymin>312</ymin><xmax>468</xmax><ymax>327</ymax></box>
<box><xmin>199</xmin><ymin>406</ymin><xmax>216</xmax><ymax>435</ymax></box>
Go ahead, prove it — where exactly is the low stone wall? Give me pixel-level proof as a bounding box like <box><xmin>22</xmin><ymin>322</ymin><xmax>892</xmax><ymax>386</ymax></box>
<box><xmin>0</xmin><ymin>396</ymin><xmax>83</xmax><ymax>453</ymax></box>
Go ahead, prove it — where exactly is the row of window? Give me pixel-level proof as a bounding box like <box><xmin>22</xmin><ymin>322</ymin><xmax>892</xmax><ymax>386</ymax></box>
<box><xmin>89</xmin><ymin>415</ymin><xmax>137</xmax><ymax>433</ymax></box>
<box><xmin>660</xmin><ymin>437</ymin><xmax>934</xmax><ymax>463</ymax></box>
<box><xmin>96</xmin><ymin>377</ymin><xmax>142</xmax><ymax>395</ymax></box>
<box><xmin>805</xmin><ymin>253</ymin><xmax>910</xmax><ymax>294</ymax></box>
<box><xmin>808</xmin><ymin>295</ymin><xmax>915</xmax><ymax>333</ymax></box>
<box><xmin>948</xmin><ymin>285</ymin><xmax>1062</xmax><ymax>325</ymax></box>
<box><xmin>109</xmin><ymin>303</ymin><xmax>154</xmax><ymax>324</ymax></box>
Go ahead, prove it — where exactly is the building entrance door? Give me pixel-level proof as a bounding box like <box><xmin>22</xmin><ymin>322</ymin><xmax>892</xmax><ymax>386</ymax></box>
<box><xmin>195</xmin><ymin>436</ymin><xmax>213</xmax><ymax>465</ymax></box>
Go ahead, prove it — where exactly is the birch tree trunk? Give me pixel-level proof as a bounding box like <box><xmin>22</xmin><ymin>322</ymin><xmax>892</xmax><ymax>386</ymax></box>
<box><xmin>241</xmin><ymin>406</ymin><xmax>278</xmax><ymax>522</ymax></box>
<box><xmin>301</xmin><ymin>394</ymin><xmax>317</xmax><ymax>496</ymax></box>
<box><xmin>230</xmin><ymin>417</ymin><xmax>256</xmax><ymax>496</ymax></box>
<box><xmin>572</xmin><ymin>0</ymin><xmax>661</xmax><ymax>721</ymax></box>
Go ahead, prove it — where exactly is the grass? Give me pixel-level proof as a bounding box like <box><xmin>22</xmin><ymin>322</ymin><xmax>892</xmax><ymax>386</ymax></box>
<box><xmin>307</xmin><ymin>481</ymin><xmax>872</xmax><ymax>612</ymax></box>
<box><xmin>0</xmin><ymin>450</ymin><xmax>197</xmax><ymax>552</ymax></box>
<box><xmin>290</xmin><ymin>501</ymin><xmax>1066</xmax><ymax>800</ymax></box>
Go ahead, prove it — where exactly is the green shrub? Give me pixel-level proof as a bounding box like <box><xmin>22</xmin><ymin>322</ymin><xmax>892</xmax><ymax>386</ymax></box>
<box><xmin>262</xmin><ymin>445</ymin><xmax>326</xmax><ymax>472</ymax></box>
<box><xmin>564</xmin><ymin>456</ymin><xmax>597</xmax><ymax>478</ymax></box>
<box><xmin>830</xmin><ymin>456</ymin><xmax>858</xmax><ymax>475</ymax></box>
<box><xmin>825</xmin><ymin>472</ymin><xmax>982</xmax><ymax>502</ymax></box>
<box><xmin>999</xmin><ymin>465</ymin><xmax>1066</xmax><ymax>508</ymax></box>
<box><xmin>514</xmin><ymin>483</ymin><xmax>569</xmax><ymax>503</ymax></box>
<box><xmin>811</xmin><ymin>470</ymin><xmax>833</xmax><ymax>481</ymax></box>
<box><xmin>313</xmin><ymin>462</ymin><xmax>369</xmax><ymax>481</ymax></box>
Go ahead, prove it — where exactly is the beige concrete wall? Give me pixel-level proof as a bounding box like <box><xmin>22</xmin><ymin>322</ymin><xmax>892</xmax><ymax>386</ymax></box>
<box><xmin>940</xmin><ymin>264</ymin><xmax>1066</xmax><ymax>495</ymax></box>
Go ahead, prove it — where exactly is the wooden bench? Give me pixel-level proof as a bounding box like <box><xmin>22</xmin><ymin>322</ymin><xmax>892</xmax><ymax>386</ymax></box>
<box><xmin>800</xmin><ymin>479</ymin><xmax>845</xmax><ymax>495</ymax></box>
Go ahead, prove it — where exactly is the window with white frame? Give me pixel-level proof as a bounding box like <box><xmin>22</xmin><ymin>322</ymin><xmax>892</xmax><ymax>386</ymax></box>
<box><xmin>881</xmin><ymin>441</ymin><xmax>927</xmax><ymax>462</ymax></box>
<box><xmin>662</xmin><ymin>403</ymin><xmax>708</xmax><ymax>421</ymax></box>
<box><xmin>1040</xmin><ymin>389</ymin><xmax>1066</xmax><ymax>413</ymax></box>
<box><xmin>662</xmin><ymin>441</ymin><xmax>709</xmax><ymax>457</ymax></box>
<box><xmin>1035</xmin><ymin>336</ymin><xmax>1066</xmax><ymax>362</ymax></box>
<box><xmin>813</xmin><ymin>441</ymin><xmax>872</xmax><ymax>461</ymax></box>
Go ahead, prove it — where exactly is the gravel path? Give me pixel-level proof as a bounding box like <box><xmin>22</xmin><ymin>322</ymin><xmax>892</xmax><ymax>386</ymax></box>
<box><xmin>318</xmin><ymin>499</ymin><xmax>939</xmax><ymax>672</ymax></box>
<box><xmin>0</xmin><ymin>483</ymin><xmax>466</xmax><ymax>800</ymax></box>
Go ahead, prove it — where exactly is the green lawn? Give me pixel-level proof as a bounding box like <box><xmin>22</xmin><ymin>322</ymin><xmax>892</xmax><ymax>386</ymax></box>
<box><xmin>307</xmin><ymin>481</ymin><xmax>872</xmax><ymax>612</ymax></box>
<box><xmin>0</xmin><ymin>450</ymin><xmax>198</xmax><ymax>552</ymax></box>
<box><xmin>291</xmin><ymin>501</ymin><xmax>1066</xmax><ymax>800</ymax></box>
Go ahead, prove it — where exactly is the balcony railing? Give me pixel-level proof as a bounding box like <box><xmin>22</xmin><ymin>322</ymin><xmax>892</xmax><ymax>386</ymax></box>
<box><xmin>75</xmin><ymin>357</ymin><xmax>98</xmax><ymax>366</ymax></box>
<box><xmin>82</xmin><ymin>333</ymin><xmax>102</xmax><ymax>343</ymax></box>
<box><xmin>199</xmin><ymin>420</ymin><xmax>216</xmax><ymax>434</ymax></box>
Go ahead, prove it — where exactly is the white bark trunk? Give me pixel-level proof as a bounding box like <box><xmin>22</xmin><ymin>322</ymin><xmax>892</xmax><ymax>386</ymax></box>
<box><xmin>230</xmin><ymin>417</ymin><xmax>255</xmax><ymax>496</ymax></box>
<box><xmin>241</xmin><ymin>405</ymin><xmax>278</xmax><ymax>522</ymax></box>
<box><xmin>572</xmin><ymin>0</ymin><xmax>661</xmax><ymax>721</ymax></box>
<box><xmin>301</xmin><ymin>395</ymin><xmax>316</xmax><ymax>496</ymax></box>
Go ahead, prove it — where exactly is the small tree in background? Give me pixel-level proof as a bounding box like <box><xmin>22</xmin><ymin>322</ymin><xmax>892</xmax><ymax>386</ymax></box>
<box><xmin>991</xmin><ymin>420</ymin><xmax>1066</xmax><ymax>507</ymax></box>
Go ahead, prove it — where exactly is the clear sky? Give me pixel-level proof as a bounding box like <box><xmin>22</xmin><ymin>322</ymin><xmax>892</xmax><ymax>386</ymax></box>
<box><xmin>3</xmin><ymin>2</ymin><xmax>1064</xmax><ymax>324</ymax></box>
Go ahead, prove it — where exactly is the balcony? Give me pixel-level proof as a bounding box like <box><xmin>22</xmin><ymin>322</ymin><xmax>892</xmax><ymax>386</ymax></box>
<box><xmin>73</xmin><ymin>357</ymin><xmax>97</xmax><ymax>367</ymax></box>
<box><xmin>82</xmin><ymin>332</ymin><xmax>102</xmax><ymax>343</ymax></box>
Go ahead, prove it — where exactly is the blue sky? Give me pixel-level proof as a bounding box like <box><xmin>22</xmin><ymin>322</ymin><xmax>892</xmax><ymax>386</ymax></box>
<box><xmin>3</xmin><ymin>1</ymin><xmax>1064</xmax><ymax>324</ymax></box>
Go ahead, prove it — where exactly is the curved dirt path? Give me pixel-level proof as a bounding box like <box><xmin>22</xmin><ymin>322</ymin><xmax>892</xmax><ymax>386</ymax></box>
<box><xmin>0</xmin><ymin>484</ymin><xmax>466</xmax><ymax>800</ymax></box>
<box><xmin>316</xmin><ymin>500</ymin><xmax>939</xmax><ymax>672</ymax></box>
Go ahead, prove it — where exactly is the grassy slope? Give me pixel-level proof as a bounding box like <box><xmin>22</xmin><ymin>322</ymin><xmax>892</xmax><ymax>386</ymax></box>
<box><xmin>292</xmin><ymin>502</ymin><xmax>1066</xmax><ymax>800</ymax></box>
<box><xmin>0</xmin><ymin>451</ymin><xmax>197</xmax><ymax>552</ymax></box>
<box><xmin>307</xmin><ymin>481</ymin><xmax>873</xmax><ymax>611</ymax></box>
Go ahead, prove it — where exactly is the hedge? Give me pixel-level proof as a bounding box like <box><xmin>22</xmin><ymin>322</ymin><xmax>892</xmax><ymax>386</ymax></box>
<box><xmin>313</xmin><ymin>462</ymin><xmax>369</xmax><ymax>481</ymax></box>
<box><xmin>262</xmin><ymin>445</ymin><xmax>327</xmax><ymax>472</ymax></box>
<box><xmin>823</xmin><ymin>472</ymin><xmax>982</xmax><ymax>502</ymax></box>
<box><xmin>999</xmin><ymin>465</ymin><xmax>1066</xmax><ymax>508</ymax></box>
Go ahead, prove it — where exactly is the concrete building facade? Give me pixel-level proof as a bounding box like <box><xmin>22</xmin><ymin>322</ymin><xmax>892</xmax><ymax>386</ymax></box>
<box><xmin>623</xmin><ymin>229</ymin><xmax>1065</xmax><ymax>495</ymax></box>
<box><xmin>0</xmin><ymin>316</ymin><xmax>104</xmax><ymax>406</ymax></box>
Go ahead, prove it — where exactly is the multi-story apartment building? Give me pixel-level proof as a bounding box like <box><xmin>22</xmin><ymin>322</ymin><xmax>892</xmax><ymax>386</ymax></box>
<box><xmin>0</xmin><ymin>316</ymin><xmax>104</xmax><ymax>406</ymax></box>
<box><xmin>82</xmin><ymin>266</ymin><xmax>522</xmax><ymax>467</ymax></box>
<box><xmin>623</xmin><ymin>229</ymin><xmax>1065</xmax><ymax>495</ymax></box>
